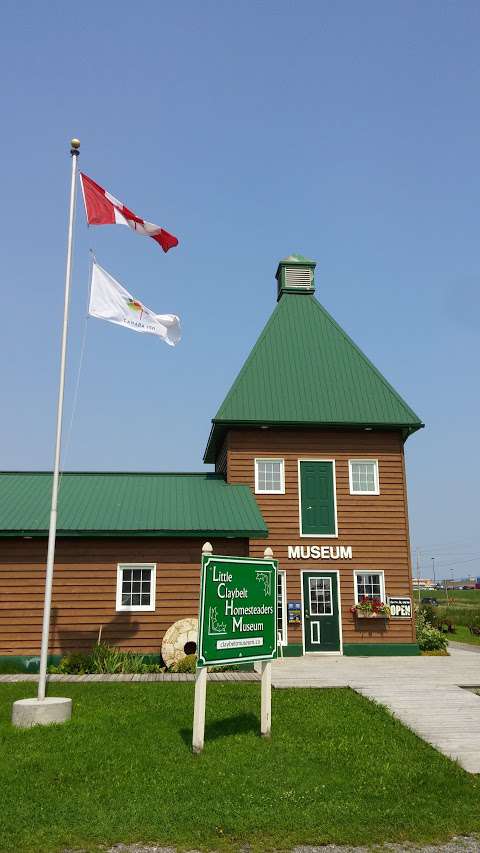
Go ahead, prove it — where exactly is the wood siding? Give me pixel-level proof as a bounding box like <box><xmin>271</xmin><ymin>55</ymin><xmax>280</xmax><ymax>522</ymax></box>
<box><xmin>215</xmin><ymin>437</ymin><xmax>228</xmax><ymax>476</ymax></box>
<box><xmin>0</xmin><ymin>537</ymin><xmax>248</xmax><ymax>655</ymax></box>
<box><xmin>225</xmin><ymin>428</ymin><xmax>416</xmax><ymax>648</ymax></box>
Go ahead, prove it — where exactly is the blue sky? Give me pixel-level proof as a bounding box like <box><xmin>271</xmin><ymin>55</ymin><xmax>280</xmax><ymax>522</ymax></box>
<box><xmin>1</xmin><ymin>1</ymin><xmax>479</xmax><ymax>578</ymax></box>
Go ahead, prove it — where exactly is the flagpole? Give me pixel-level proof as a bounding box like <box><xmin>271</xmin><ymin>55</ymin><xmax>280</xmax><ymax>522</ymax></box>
<box><xmin>37</xmin><ymin>138</ymin><xmax>80</xmax><ymax>702</ymax></box>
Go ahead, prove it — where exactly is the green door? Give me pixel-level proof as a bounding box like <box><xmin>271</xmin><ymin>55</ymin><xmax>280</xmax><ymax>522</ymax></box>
<box><xmin>300</xmin><ymin>461</ymin><xmax>336</xmax><ymax>535</ymax></box>
<box><xmin>302</xmin><ymin>571</ymin><xmax>341</xmax><ymax>652</ymax></box>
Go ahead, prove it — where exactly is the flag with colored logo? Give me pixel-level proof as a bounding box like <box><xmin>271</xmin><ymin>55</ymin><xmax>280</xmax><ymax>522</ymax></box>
<box><xmin>89</xmin><ymin>262</ymin><xmax>181</xmax><ymax>346</ymax></box>
<box><xmin>80</xmin><ymin>173</ymin><xmax>179</xmax><ymax>253</ymax></box>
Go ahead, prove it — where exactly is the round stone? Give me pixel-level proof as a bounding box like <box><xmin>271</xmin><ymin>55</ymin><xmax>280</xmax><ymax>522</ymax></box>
<box><xmin>11</xmin><ymin>697</ymin><xmax>72</xmax><ymax>728</ymax></box>
<box><xmin>161</xmin><ymin>617</ymin><xmax>198</xmax><ymax>668</ymax></box>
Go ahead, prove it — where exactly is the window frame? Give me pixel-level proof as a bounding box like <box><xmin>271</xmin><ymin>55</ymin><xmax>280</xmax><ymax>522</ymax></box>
<box><xmin>116</xmin><ymin>563</ymin><xmax>156</xmax><ymax>613</ymax></box>
<box><xmin>348</xmin><ymin>459</ymin><xmax>380</xmax><ymax>495</ymax></box>
<box><xmin>298</xmin><ymin>458</ymin><xmax>338</xmax><ymax>538</ymax></box>
<box><xmin>254</xmin><ymin>457</ymin><xmax>285</xmax><ymax>495</ymax></box>
<box><xmin>277</xmin><ymin>569</ymin><xmax>288</xmax><ymax>647</ymax></box>
<box><xmin>353</xmin><ymin>569</ymin><xmax>386</xmax><ymax>604</ymax></box>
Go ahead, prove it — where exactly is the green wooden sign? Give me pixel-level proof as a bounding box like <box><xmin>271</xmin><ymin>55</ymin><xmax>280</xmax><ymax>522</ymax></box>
<box><xmin>197</xmin><ymin>554</ymin><xmax>278</xmax><ymax>667</ymax></box>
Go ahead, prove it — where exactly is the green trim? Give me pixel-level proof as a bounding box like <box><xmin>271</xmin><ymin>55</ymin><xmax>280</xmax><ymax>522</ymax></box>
<box><xmin>343</xmin><ymin>643</ymin><xmax>420</xmax><ymax>657</ymax></box>
<box><xmin>0</xmin><ymin>654</ymin><xmax>61</xmax><ymax>674</ymax></box>
<box><xmin>279</xmin><ymin>643</ymin><xmax>303</xmax><ymax>657</ymax></box>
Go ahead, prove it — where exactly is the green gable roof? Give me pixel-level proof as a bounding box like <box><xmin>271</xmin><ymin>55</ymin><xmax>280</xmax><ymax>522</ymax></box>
<box><xmin>0</xmin><ymin>472</ymin><xmax>267</xmax><ymax>538</ymax></box>
<box><xmin>204</xmin><ymin>292</ymin><xmax>423</xmax><ymax>462</ymax></box>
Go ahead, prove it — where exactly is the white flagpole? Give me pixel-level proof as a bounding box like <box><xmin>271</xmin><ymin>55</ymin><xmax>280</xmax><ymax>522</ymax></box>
<box><xmin>37</xmin><ymin>138</ymin><xmax>80</xmax><ymax>701</ymax></box>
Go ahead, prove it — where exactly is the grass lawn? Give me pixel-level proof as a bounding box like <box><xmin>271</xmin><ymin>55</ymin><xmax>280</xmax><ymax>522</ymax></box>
<box><xmin>1</xmin><ymin>683</ymin><xmax>479</xmax><ymax>853</ymax></box>
<box><xmin>421</xmin><ymin>589</ymin><xmax>480</xmax><ymax>605</ymax></box>
<box><xmin>449</xmin><ymin>625</ymin><xmax>480</xmax><ymax>646</ymax></box>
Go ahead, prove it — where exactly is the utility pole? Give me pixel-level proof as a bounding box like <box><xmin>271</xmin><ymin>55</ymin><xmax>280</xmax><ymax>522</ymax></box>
<box><xmin>431</xmin><ymin>556</ymin><xmax>436</xmax><ymax>587</ymax></box>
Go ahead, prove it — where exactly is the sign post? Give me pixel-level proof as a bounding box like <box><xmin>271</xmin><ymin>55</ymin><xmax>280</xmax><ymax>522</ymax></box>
<box><xmin>193</xmin><ymin>544</ymin><xmax>277</xmax><ymax>753</ymax></box>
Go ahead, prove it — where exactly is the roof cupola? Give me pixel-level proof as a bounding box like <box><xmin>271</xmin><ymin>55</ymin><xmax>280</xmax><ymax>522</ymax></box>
<box><xmin>276</xmin><ymin>253</ymin><xmax>316</xmax><ymax>301</ymax></box>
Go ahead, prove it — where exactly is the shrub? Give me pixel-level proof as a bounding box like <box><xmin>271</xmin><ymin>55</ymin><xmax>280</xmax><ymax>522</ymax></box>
<box><xmin>172</xmin><ymin>654</ymin><xmax>197</xmax><ymax>673</ymax></box>
<box><xmin>415</xmin><ymin>610</ymin><xmax>448</xmax><ymax>652</ymax></box>
<box><xmin>420</xmin><ymin>604</ymin><xmax>437</xmax><ymax>626</ymax></box>
<box><xmin>55</xmin><ymin>651</ymin><xmax>93</xmax><ymax>674</ymax></box>
<box><xmin>49</xmin><ymin>644</ymin><xmax>161</xmax><ymax>675</ymax></box>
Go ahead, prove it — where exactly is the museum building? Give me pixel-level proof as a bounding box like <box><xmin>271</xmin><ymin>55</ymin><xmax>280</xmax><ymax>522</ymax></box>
<box><xmin>0</xmin><ymin>255</ymin><xmax>424</xmax><ymax>667</ymax></box>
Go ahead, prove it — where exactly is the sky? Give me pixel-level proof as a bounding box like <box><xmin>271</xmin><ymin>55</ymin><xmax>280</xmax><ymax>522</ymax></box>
<box><xmin>1</xmin><ymin>0</ymin><xmax>479</xmax><ymax>578</ymax></box>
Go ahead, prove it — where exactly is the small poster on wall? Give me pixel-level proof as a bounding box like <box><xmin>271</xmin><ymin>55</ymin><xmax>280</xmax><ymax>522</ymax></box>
<box><xmin>288</xmin><ymin>601</ymin><xmax>302</xmax><ymax>624</ymax></box>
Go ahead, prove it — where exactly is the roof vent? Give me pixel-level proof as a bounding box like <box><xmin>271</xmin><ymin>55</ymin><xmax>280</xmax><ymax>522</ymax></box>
<box><xmin>276</xmin><ymin>254</ymin><xmax>316</xmax><ymax>301</ymax></box>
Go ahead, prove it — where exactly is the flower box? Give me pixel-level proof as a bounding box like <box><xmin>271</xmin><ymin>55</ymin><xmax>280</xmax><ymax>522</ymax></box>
<box><xmin>350</xmin><ymin>597</ymin><xmax>391</xmax><ymax>620</ymax></box>
<box><xmin>354</xmin><ymin>611</ymin><xmax>389</xmax><ymax>620</ymax></box>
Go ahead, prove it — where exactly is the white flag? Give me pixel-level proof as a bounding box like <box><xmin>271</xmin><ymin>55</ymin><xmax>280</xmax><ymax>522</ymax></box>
<box><xmin>88</xmin><ymin>262</ymin><xmax>181</xmax><ymax>347</ymax></box>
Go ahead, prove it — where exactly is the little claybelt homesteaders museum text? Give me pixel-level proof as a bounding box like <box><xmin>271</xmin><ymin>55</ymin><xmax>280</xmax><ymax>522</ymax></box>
<box><xmin>0</xmin><ymin>255</ymin><xmax>423</xmax><ymax>668</ymax></box>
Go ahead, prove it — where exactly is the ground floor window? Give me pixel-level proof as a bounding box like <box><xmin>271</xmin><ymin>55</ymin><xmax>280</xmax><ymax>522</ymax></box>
<box><xmin>354</xmin><ymin>570</ymin><xmax>385</xmax><ymax>603</ymax></box>
<box><xmin>277</xmin><ymin>570</ymin><xmax>287</xmax><ymax>646</ymax></box>
<box><xmin>116</xmin><ymin>564</ymin><xmax>156</xmax><ymax>612</ymax></box>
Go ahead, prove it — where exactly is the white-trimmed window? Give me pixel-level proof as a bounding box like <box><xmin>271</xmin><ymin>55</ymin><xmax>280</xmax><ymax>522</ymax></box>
<box><xmin>116</xmin><ymin>564</ymin><xmax>156</xmax><ymax>612</ymax></box>
<box><xmin>255</xmin><ymin>458</ymin><xmax>285</xmax><ymax>494</ymax></box>
<box><xmin>349</xmin><ymin>459</ymin><xmax>379</xmax><ymax>495</ymax></box>
<box><xmin>277</xmin><ymin>570</ymin><xmax>287</xmax><ymax>646</ymax></box>
<box><xmin>354</xmin><ymin>570</ymin><xmax>385</xmax><ymax>603</ymax></box>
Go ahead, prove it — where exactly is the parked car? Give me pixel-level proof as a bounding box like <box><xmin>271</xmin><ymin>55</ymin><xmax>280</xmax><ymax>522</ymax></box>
<box><xmin>421</xmin><ymin>597</ymin><xmax>438</xmax><ymax>606</ymax></box>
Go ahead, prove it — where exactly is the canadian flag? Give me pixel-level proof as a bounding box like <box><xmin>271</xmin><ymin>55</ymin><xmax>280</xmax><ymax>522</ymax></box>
<box><xmin>79</xmin><ymin>173</ymin><xmax>179</xmax><ymax>253</ymax></box>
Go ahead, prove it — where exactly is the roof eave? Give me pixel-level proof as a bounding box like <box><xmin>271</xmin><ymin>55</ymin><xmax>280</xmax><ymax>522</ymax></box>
<box><xmin>204</xmin><ymin>419</ymin><xmax>425</xmax><ymax>462</ymax></box>
<box><xmin>0</xmin><ymin>527</ymin><xmax>269</xmax><ymax>539</ymax></box>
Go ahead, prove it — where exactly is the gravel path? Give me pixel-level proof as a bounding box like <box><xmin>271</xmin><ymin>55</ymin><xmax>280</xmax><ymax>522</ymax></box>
<box><xmin>62</xmin><ymin>837</ymin><xmax>480</xmax><ymax>853</ymax></box>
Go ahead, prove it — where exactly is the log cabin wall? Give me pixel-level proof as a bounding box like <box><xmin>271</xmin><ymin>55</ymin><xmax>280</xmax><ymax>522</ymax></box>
<box><xmin>0</xmin><ymin>536</ymin><xmax>248</xmax><ymax>656</ymax></box>
<box><xmin>224</xmin><ymin>427</ymin><xmax>416</xmax><ymax>649</ymax></box>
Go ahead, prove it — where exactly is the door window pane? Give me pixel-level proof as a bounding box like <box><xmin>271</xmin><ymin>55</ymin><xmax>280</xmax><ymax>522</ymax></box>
<box><xmin>309</xmin><ymin>577</ymin><xmax>333</xmax><ymax>615</ymax></box>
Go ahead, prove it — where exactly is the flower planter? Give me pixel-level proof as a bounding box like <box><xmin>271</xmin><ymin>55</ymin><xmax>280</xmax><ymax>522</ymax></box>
<box><xmin>354</xmin><ymin>611</ymin><xmax>389</xmax><ymax>620</ymax></box>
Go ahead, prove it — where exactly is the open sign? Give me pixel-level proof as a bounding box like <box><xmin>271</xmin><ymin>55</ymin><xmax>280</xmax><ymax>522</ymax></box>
<box><xmin>388</xmin><ymin>597</ymin><xmax>412</xmax><ymax>618</ymax></box>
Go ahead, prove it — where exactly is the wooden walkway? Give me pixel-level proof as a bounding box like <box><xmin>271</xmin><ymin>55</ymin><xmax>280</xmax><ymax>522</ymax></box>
<box><xmin>271</xmin><ymin>646</ymin><xmax>480</xmax><ymax>773</ymax></box>
<box><xmin>0</xmin><ymin>671</ymin><xmax>260</xmax><ymax>683</ymax></box>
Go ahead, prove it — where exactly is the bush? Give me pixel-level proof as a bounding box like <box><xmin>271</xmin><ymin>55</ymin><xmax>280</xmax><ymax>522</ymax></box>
<box><xmin>50</xmin><ymin>651</ymin><xmax>93</xmax><ymax>674</ymax></box>
<box><xmin>415</xmin><ymin>610</ymin><xmax>448</xmax><ymax>652</ymax></box>
<box><xmin>49</xmin><ymin>644</ymin><xmax>164</xmax><ymax>675</ymax></box>
<box><xmin>420</xmin><ymin>604</ymin><xmax>437</xmax><ymax>626</ymax></box>
<box><xmin>172</xmin><ymin>654</ymin><xmax>197</xmax><ymax>673</ymax></box>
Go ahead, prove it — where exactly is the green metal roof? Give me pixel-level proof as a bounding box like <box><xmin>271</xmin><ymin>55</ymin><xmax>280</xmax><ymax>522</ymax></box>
<box><xmin>204</xmin><ymin>292</ymin><xmax>423</xmax><ymax>462</ymax></box>
<box><xmin>0</xmin><ymin>472</ymin><xmax>268</xmax><ymax>538</ymax></box>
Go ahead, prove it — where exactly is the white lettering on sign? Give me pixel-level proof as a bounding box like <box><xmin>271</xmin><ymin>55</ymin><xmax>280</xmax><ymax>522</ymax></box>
<box><xmin>388</xmin><ymin>597</ymin><xmax>412</xmax><ymax>618</ymax></box>
<box><xmin>287</xmin><ymin>545</ymin><xmax>353</xmax><ymax>560</ymax></box>
<box><xmin>217</xmin><ymin>637</ymin><xmax>263</xmax><ymax>650</ymax></box>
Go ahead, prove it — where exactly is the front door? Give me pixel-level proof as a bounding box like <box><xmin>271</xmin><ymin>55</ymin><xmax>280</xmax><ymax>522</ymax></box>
<box><xmin>302</xmin><ymin>571</ymin><xmax>341</xmax><ymax>653</ymax></box>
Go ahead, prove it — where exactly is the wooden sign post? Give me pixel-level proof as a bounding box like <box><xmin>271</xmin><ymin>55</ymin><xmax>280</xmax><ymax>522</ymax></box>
<box><xmin>193</xmin><ymin>544</ymin><xmax>277</xmax><ymax>753</ymax></box>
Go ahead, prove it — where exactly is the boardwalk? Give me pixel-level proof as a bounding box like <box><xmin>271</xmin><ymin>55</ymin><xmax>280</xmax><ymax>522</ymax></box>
<box><xmin>272</xmin><ymin>646</ymin><xmax>480</xmax><ymax>773</ymax></box>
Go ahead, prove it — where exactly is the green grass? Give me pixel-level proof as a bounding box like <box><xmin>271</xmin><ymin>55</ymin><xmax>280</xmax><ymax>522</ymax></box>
<box><xmin>421</xmin><ymin>589</ymin><xmax>480</xmax><ymax>605</ymax></box>
<box><xmin>449</xmin><ymin>624</ymin><xmax>480</xmax><ymax>646</ymax></box>
<box><xmin>1</xmin><ymin>684</ymin><xmax>479</xmax><ymax>853</ymax></box>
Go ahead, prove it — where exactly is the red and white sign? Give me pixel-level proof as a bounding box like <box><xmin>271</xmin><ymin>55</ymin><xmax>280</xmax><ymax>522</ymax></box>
<box><xmin>80</xmin><ymin>173</ymin><xmax>179</xmax><ymax>253</ymax></box>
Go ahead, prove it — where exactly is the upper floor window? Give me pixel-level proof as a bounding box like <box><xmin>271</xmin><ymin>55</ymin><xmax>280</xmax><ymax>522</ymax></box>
<box><xmin>116</xmin><ymin>564</ymin><xmax>156</xmax><ymax>612</ymax></box>
<box><xmin>354</xmin><ymin>570</ymin><xmax>385</xmax><ymax>603</ymax></box>
<box><xmin>349</xmin><ymin>459</ymin><xmax>379</xmax><ymax>495</ymax></box>
<box><xmin>255</xmin><ymin>458</ymin><xmax>285</xmax><ymax>494</ymax></box>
